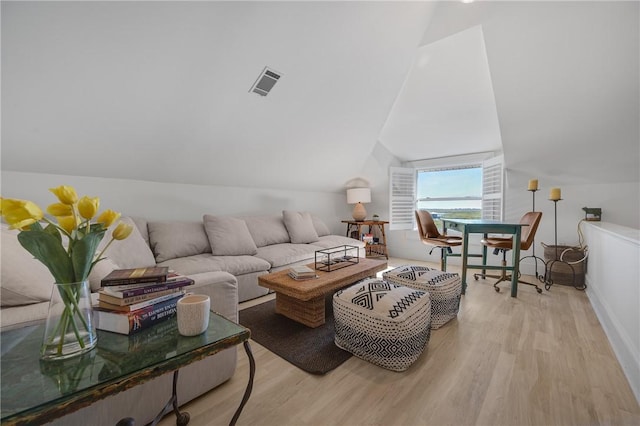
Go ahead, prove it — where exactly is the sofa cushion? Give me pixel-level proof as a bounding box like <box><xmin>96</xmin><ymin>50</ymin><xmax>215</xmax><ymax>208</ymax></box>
<box><xmin>255</xmin><ymin>243</ymin><xmax>317</xmax><ymax>268</ymax></box>
<box><xmin>158</xmin><ymin>253</ymin><xmax>270</xmax><ymax>277</ymax></box>
<box><xmin>282</xmin><ymin>211</ymin><xmax>319</xmax><ymax>244</ymax></box>
<box><xmin>100</xmin><ymin>217</ymin><xmax>156</xmax><ymax>269</ymax></box>
<box><xmin>1</xmin><ymin>226</ymin><xmax>54</xmax><ymax>306</ymax></box>
<box><xmin>311</xmin><ymin>215</ymin><xmax>331</xmax><ymax>237</ymax></box>
<box><xmin>148</xmin><ymin>221</ymin><xmax>211</xmax><ymax>263</ymax></box>
<box><xmin>244</xmin><ymin>215</ymin><xmax>291</xmax><ymax>247</ymax></box>
<box><xmin>203</xmin><ymin>215</ymin><xmax>258</xmax><ymax>256</ymax></box>
<box><xmin>130</xmin><ymin>217</ymin><xmax>150</xmax><ymax>245</ymax></box>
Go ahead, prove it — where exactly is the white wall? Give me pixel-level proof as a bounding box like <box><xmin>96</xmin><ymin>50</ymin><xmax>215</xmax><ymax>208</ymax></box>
<box><xmin>1</xmin><ymin>171</ymin><xmax>352</xmax><ymax>235</ymax></box>
<box><xmin>582</xmin><ymin>222</ymin><xmax>640</xmax><ymax>403</ymax></box>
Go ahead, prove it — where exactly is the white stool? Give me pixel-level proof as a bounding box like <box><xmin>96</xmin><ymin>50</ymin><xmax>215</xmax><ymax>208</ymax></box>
<box><xmin>383</xmin><ymin>265</ymin><xmax>461</xmax><ymax>329</ymax></box>
<box><xmin>333</xmin><ymin>278</ymin><xmax>431</xmax><ymax>372</ymax></box>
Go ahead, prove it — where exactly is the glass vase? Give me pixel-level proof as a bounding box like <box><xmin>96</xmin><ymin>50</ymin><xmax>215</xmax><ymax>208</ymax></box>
<box><xmin>41</xmin><ymin>280</ymin><xmax>98</xmax><ymax>360</ymax></box>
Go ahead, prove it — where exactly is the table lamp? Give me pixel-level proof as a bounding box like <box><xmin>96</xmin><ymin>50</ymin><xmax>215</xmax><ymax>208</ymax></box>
<box><xmin>347</xmin><ymin>188</ymin><xmax>371</xmax><ymax>221</ymax></box>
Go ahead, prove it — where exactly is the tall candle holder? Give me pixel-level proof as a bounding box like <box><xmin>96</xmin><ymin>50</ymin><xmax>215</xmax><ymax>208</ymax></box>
<box><xmin>519</xmin><ymin>188</ymin><xmax>546</xmax><ymax>284</ymax></box>
<box><xmin>543</xmin><ymin>197</ymin><xmax>575</xmax><ymax>290</ymax></box>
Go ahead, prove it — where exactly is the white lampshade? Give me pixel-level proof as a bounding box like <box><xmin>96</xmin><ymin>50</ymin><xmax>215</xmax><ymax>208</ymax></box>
<box><xmin>346</xmin><ymin>188</ymin><xmax>371</xmax><ymax>204</ymax></box>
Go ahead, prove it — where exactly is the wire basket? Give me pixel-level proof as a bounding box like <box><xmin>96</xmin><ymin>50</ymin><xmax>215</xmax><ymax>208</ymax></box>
<box><xmin>542</xmin><ymin>244</ymin><xmax>587</xmax><ymax>287</ymax></box>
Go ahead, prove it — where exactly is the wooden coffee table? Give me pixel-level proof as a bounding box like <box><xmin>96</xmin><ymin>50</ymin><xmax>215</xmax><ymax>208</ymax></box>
<box><xmin>258</xmin><ymin>258</ymin><xmax>388</xmax><ymax>328</ymax></box>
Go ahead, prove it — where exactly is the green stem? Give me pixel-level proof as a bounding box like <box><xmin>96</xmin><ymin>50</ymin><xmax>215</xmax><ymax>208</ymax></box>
<box><xmin>95</xmin><ymin>237</ymin><xmax>115</xmax><ymax>263</ymax></box>
<box><xmin>61</xmin><ymin>283</ymin><xmax>89</xmax><ymax>342</ymax></box>
<box><xmin>49</xmin><ymin>283</ymin><xmax>89</xmax><ymax>355</ymax></box>
<box><xmin>56</xmin><ymin>308</ymin><xmax>70</xmax><ymax>354</ymax></box>
<box><xmin>42</xmin><ymin>217</ymin><xmax>72</xmax><ymax>239</ymax></box>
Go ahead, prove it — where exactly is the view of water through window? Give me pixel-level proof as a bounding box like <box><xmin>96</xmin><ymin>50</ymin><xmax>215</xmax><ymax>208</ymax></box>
<box><xmin>416</xmin><ymin>167</ymin><xmax>482</xmax><ymax>228</ymax></box>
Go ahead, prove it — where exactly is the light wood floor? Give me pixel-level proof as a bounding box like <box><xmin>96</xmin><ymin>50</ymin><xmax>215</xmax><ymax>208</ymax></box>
<box><xmin>160</xmin><ymin>258</ymin><xmax>640</xmax><ymax>426</ymax></box>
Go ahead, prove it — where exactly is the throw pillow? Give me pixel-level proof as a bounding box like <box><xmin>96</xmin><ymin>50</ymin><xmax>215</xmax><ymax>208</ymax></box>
<box><xmin>311</xmin><ymin>214</ymin><xmax>331</xmax><ymax>237</ymax></box>
<box><xmin>282</xmin><ymin>211</ymin><xmax>319</xmax><ymax>244</ymax></box>
<box><xmin>148</xmin><ymin>221</ymin><xmax>211</xmax><ymax>263</ymax></box>
<box><xmin>203</xmin><ymin>215</ymin><xmax>258</xmax><ymax>256</ymax></box>
<box><xmin>243</xmin><ymin>215</ymin><xmax>291</xmax><ymax>247</ymax></box>
<box><xmin>1</xmin><ymin>226</ymin><xmax>54</xmax><ymax>306</ymax></box>
<box><xmin>88</xmin><ymin>257</ymin><xmax>119</xmax><ymax>292</ymax></box>
<box><xmin>99</xmin><ymin>217</ymin><xmax>157</xmax><ymax>269</ymax></box>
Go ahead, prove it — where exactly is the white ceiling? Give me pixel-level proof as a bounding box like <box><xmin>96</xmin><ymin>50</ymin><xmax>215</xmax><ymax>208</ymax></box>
<box><xmin>2</xmin><ymin>1</ymin><xmax>638</xmax><ymax>193</ymax></box>
<box><xmin>418</xmin><ymin>1</ymin><xmax>639</xmax><ymax>185</ymax></box>
<box><xmin>379</xmin><ymin>24</ymin><xmax>503</xmax><ymax>162</ymax></box>
<box><xmin>1</xmin><ymin>1</ymin><xmax>433</xmax><ymax>192</ymax></box>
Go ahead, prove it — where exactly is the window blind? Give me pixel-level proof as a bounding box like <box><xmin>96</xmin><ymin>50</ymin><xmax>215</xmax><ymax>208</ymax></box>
<box><xmin>481</xmin><ymin>155</ymin><xmax>504</xmax><ymax>221</ymax></box>
<box><xmin>389</xmin><ymin>166</ymin><xmax>415</xmax><ymax>230</ymax></box>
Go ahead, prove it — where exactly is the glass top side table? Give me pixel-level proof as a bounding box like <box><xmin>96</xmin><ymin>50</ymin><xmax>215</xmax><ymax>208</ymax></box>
<box><xmin>1</xmin><ymin>313</ymin><xmax>254</xmax><ymax>426</ymax></box>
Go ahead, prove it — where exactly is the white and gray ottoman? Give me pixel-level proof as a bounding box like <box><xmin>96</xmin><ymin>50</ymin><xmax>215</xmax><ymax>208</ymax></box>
<box><xmin>333</xmin><ymin>279</ymin><xmax>431</xmax><ymax>372</ymax></box>
<box><xmin>383</xmin><ymin>265</ymin><xmax>461</xmax><ymax>329</ymax></box>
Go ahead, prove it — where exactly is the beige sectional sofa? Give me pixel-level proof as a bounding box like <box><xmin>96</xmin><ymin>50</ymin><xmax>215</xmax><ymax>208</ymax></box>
<box><xmin>0</xmin><ymin>210</ymin><xmax>363</xmax><ymax>425</ymax></box>
<box><xmin>149</xmin><ymin>211</ymin><xmax>365</xmax><ymax>302</ymax></box>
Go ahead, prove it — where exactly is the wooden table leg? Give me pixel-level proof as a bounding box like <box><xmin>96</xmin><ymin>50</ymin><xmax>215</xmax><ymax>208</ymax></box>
<box><xmin>275</xmin><ymin>293</ymin><xmax>325</xmax><ymax>328</ymax></box>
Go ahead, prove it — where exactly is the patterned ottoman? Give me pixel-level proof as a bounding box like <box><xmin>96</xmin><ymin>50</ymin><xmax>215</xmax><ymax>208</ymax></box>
<box><xmin>333</xmin><ymin>279</ymin><xmax>431</xmax><ymax>372</ymax></box>
<box><xmin>383</xmin><ymin>265</ymin><xmax>461</xmax><ymax>329</ymax></box>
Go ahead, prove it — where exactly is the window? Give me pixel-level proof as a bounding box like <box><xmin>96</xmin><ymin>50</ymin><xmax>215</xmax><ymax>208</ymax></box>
<box><xmin>416</xmin><ymin>166</ymin><xmax>482</xmax><ymax>228</ymax></box>
<box><xmin>389</xmin><ymin>155</ymin><xmax>503</xmax><ymax>230</ymax></box>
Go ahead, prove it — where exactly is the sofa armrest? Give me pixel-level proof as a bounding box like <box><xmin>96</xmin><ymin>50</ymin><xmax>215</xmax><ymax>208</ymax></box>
<box><xmin>186</xmin><ymin>271</ymin><xmax>239</xmax><ymax>323</ymax></box>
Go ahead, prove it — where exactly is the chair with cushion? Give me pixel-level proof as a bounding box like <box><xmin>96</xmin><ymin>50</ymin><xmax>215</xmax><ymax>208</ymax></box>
<box><xmin>415</xmin><ymin>210</ymin><xmax>463</xmax><ymax>272</ymax></box>
<box><xmin>474</xmin><ymin>211</ymin><xmax>543</xmax><ymax>293</ymax></box>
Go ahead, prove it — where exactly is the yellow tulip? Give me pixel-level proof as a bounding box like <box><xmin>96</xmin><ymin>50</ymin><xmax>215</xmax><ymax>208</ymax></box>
<box><xmin>112</xmin><ymin>222</ymin><xmax>133</xmax><ymax>240</ymax></box>
<box><xmin>47</xmin><ymin>203</ymin><xmax>73</xmax><ymax>217</ymax></box>
<box><xmin>57</xmin><ymin>216</ymin><xmax>79</xmax><ymax>234</ymax></box>
<box><xmin>78</xmin><ymin>196</ymin><xmax>99</xmax><ymax>220</ymax></box>
<box><xmin>97</xmin><ymin>209</ymin><xmax>121</xmax><ymax>227</ymax></box>
<box><xmin>49</xmin><ymin>185</ymin><xmax>78</xmax><ymax>205</ymax></box>
<box><xmin>0</xmin><ymin>198</ymin><xmax>44</xmax><ymax>230</ymax></box>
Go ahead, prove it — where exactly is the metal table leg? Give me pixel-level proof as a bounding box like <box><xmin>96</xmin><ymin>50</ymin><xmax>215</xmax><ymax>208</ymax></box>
<box><xmin>118</xmin><ymin>341</ymin><xmax>255</xmax><ymax>426</ymax></box>
<box><xmin>230</xmin><ymin>341</ymin><xmax>255</xmax><ymax>426</ymax></box>
<box><xmin>151</xmin><ymin>370</ymin><xmax>190</xmax><ymax>426</ymax></box>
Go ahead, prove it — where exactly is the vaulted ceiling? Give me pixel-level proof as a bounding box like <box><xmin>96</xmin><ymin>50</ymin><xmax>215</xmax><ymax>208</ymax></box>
<box><xmin>2</xmin><ymin>1</ymin><xmax>638</xmax><ymax>192</ymax></box>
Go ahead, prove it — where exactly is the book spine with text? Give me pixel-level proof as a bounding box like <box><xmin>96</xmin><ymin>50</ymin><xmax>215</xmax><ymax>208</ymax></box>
<box><xmin>102</xmin><ymin>278</ymin><xmax>194</xmax><ymax>298</ymax></box>
<box><xmin>101</xmin><ymin>266</ymin><xmax>169</xmax><ymax>286</ymax></box>
<box><xmin>96</xmin><ymin>296</ymin><xmax>180</xmax><ymax>335</ymax></box>
<box><xmin>98</xmin><ymin>291</ymin><xmax>185</xmax><ymax>312</ymax></box>
<box><xmin>98</xmin><ymin>287</ymin><xmax>182</xmax><ymax>306</ymax></box>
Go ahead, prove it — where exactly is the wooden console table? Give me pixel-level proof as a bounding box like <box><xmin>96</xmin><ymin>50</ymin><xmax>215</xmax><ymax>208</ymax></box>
<box><xmin>1</xmin><ymin>314</ymin><xmax>254</xmax><ymax>426</ymax></box>
<box><xmin>342</xmin><ymin>220</ymin><xmax>389</xmax><ymax>259</ymax></box>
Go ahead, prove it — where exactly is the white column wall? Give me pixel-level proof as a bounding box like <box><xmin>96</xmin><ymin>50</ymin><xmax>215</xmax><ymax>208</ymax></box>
<box><xmin>582</xmin><ymin>222</ymin><xmax>640</xmax><ymax>404</ymax></box>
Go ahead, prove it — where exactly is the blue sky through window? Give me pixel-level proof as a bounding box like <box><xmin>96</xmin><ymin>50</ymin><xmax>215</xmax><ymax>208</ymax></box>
<box><xmin>417</xmin><ymin>167</ymin><xmax>482</xmax><ymax>210</ymax></box>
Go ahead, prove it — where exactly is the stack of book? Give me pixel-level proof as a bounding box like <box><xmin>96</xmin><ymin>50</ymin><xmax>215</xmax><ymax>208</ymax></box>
<box><xmin>95</xmin><ymin>266</ymin><xmax>194</xmax><ymax>335</ymax></box>
<box><xmin>288</xmin><ymin>265</ymin><xmax>317</xmax><ymax>280</ymax></box>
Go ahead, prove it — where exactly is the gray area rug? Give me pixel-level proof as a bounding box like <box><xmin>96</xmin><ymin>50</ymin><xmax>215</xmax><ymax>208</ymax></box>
<box><xmin>238</xmin><ymin>295</ymin><xmax>351</xmax><ymax>375</ymax></box>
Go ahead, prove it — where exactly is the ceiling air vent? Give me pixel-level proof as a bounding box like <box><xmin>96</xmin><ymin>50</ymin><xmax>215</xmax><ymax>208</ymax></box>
<box><xmin>250</xmin><ymin>67</ymin><xmax>282</xmax><ymax>96</ymax></box>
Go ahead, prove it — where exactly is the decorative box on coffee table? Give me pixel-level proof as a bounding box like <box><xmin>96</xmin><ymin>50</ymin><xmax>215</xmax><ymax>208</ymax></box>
<box><xmin>314</xmin><ymin>245</ymin><xmax>359</xmax><ymax>272</ymax></box>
